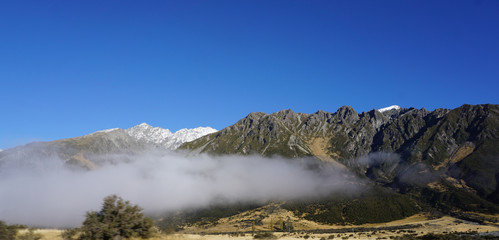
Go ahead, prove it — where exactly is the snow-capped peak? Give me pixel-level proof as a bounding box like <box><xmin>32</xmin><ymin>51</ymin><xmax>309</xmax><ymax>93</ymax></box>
<box><xmin>378</xmin><ymin>105</ymin><xmax>401</xmax><ymax>113</ymax></box>
<box><xmin>125</xmin><ymin>123</ymin><xmax>217</xmax><ymax>150</ymax></box>
<box><xmin>88</xmin><ymin>123</ymin><xmax>216</xmax><ymax>150</ymax></box>
<box><xmin>126</xmin><ymin>123</ymin><xmax>173</xmax><ymax>142</ymax></box>
<box><xmin>169</xmin><ymin>127</ymin><xmax>218</xmax><ymax>148</ymax></box>
<box><xmin>0</xmin><ymin>149</ymin><xmax>3</xmax><ymax>152</ymax></box>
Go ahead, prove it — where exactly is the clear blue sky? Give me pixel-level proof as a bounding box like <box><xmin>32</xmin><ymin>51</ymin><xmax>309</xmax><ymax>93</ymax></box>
<box><xmin>1</xmin><ymin>0</ymin><xmax>498</xmax><ymax>149</ymax></box>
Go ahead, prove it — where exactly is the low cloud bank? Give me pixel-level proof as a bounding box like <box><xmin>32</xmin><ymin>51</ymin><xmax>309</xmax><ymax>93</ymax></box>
<box><xmin>0</xmin><ymin>151</ymin><xmax>360</xmax><ymax>227</ymax></box>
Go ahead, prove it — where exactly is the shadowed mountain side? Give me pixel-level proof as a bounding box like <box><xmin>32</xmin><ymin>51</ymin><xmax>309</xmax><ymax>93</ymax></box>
<box><xmin>180</xmin><ymin>104</ymin><xmax>499</xmax><ymax>213</ymax></box>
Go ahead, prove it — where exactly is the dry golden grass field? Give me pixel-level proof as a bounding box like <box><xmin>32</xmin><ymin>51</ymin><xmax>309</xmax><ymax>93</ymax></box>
<box><xmin>26</xmin><ymin>213</ymin><xmax>498</xmax><ymax>240</ymax></box>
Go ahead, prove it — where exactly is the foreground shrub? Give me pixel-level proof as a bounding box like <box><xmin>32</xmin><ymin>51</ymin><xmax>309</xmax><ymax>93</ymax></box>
<box><xmin>78</xmin><ymin>195</ymin><xmax>155</xmax><ymax>240</ymax></box>
<box><xmin>254</xmin><ymin>232</ymin><xmax>277</xmax><ymax>239</ymax></box>
<box><xmin>61</xmin><ymin>228</ymin><xmax>80</xmax><ymax>240</ymax></box>
<box><xmin>0</xmin><ymin>221</ymin><xmax>18</xmax><ymax>240</ymax></box>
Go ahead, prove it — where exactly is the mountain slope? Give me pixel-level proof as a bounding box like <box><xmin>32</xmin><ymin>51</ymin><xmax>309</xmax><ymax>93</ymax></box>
<box><xmin>180</xmin><ymin>104</ymin><xmax>499</xmax><ymax>214</ymax></box>
<box><xmin>180</xmin><ymin>106</ymin><xmax>411</xmax><ymax>159</ymax></box>
<box><xmin>0</xmin><ymin>123</ymin><xmax>217</xmax><ymax>169</ymax></box>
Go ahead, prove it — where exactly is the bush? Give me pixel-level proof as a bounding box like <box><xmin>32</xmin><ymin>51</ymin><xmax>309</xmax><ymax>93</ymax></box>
<box><xmin>253</xmin><ymin>232</ymin><xmax>277</xmax><ymax>239</ymax></box>
<box><xmin>0</xmin><ymin>221</ymin><xmax>18</xmax><ymax>240</ymax></box>
<box><xmin>79</xmin><ymin>195</ymin><xmax>155</xmax><ymax>240</ymax></box>
<box><xmin>61</xmin><ymin>228</ymin><xmax>80</xmax><ymax>240</ymax></box>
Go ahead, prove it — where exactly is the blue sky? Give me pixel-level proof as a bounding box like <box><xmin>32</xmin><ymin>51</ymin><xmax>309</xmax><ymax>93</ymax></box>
<box><xmin>1</xmin><ymin>0</ymin><xmax>498</xmax><ymax>149</ymax></box>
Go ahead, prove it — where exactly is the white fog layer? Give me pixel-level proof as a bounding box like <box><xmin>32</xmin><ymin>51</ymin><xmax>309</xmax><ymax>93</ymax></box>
<box><xmin>0</xmin><ymin>151</ymin><xmax>360</xmax><ymax>227</ymax></box>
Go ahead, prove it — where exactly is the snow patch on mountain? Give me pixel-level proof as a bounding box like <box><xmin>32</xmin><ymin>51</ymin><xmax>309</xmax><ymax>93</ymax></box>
<box><xmin>378</xmin><ymin>105</ymin><xmax>401</xmax><ymax>112</ymax></box>
<box><xmin>94</xmin><ymin>128</ymin><xmax>120</xmax><ymax>134</ymax></box>
<box><xmin>125</xmin><ymin>123</ymin><xmax>217</xmax><ymax>150</ymax></box>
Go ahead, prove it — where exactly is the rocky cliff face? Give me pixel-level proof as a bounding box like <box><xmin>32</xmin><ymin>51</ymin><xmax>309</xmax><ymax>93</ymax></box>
<box><xmin>181</xmin><ymin>105</ymin><xmax>497</xmax><ymax>163</ymax></box>
<box><xmin>181</xmin><ymin>104</ymin><xmax>499</xmax><ymax>208</ymax></box>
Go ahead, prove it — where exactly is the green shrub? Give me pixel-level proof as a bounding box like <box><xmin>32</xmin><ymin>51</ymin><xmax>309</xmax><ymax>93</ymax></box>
<box><xmin>79</xmin><ymin>195</ymin><xmax>155</xmax><ymax>240</ymax></box>
<box><xmin>0</xmin><ymin>221</ymin><xmax>18</xmax><ymax>240</ymax></box>
<box><xmin>253</xmin><ymin>232</ymin><xmax>277</xmax><ymax>239</ymax></box>
<box><xmin>61</xmin><ymin>228</ymin><xmax>80</xmax><ymax>240</ymax></box>
<box><xmin>283</xmin><ymin>187</ymin><xmax>420</xmax><ymax>225</ymax></box>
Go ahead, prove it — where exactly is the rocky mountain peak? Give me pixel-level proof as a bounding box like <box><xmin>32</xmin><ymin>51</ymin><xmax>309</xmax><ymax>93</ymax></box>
<box><xmin>272</xmin><ymin>109</ymin><xmax>303</xmax><ymax>126</ymax></box>
<box><xmin>245</xmin><ymin>112</ymin><xmax>268</xmax><ymax>121</ymax></box>
<box><xmin>311</xmin><ymin>110</ymin><xmax>334</xmax><ymax>122</ymax></box>
<box><xmin>363</xmin><ymin>109</ymin><xmax>389</xmax><ymax>129</ymax></box>
<box><xmin>335</xmin><ymin>106</ymin><xmax>359</xmax><ymax>123</ymax></box>
<box><xmin>276</xmin><ymin>109</ymin><xmax>295</xmax><ymax>114</ymax></box>
<box><xmin>271</xmin><ymin>109</ymin><xmax>296</xmax><ymax>118</ymax></box>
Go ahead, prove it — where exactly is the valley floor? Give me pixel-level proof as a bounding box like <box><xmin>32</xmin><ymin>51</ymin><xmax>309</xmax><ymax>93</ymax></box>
<box><xmin>27</xmin><ymin>214</ymin><xmax>499</xmax><ymax>240</ymax></box>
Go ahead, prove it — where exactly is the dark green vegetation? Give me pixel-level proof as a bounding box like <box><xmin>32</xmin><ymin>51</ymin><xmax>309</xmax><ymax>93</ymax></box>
<box><xmin>157</xmin><ymin>202</ymin><xmax>263</xmax><ymax>232</ymax></box>
<box><xmin>154</xmin><ymin>188</ymin><xmax>421</xmax><ymax>230</ymax></box>
<box><xmin>63</xmin><ymin>195</ymin><xmax>155</xmax><ymax>240</ymax></box>
<box><xmin>282</xmin><ymin>187</ymin><xmax>421</xmax><ymax>225</ymax></box>
<box><xmin>180</xmin><ymin>104</ymin><xmax>499</xmax><ymax>225</ymax></box>
<box><xmin>0</xmin><ymin>221</ymin><xmax>20</xmax><ymax>240</ymax></box>
<box><xmin>0</xmin><ymin>222</ymin><xmax>42</xmax><ymax>240</ymax></box>
<box><xmin>253</xmin><ymin>232</ymin><xmax>277</xmax><ymax>239</ymax></box>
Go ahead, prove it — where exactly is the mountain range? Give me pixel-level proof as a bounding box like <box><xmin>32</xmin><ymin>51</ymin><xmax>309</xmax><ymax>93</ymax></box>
<box><xmin>1</xmin><ymin>104</ymin><xmax>498</xmax><ymax>226</ymax></box>
<box><xmin>179</xmin><ymin>104</ymin><xmax>499</xmax><ymax>222</ymax></box>
<box><xmin>0</xmin><ymin>123</ymin><xmax>216</xmax><ymax>169</ymax></box>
